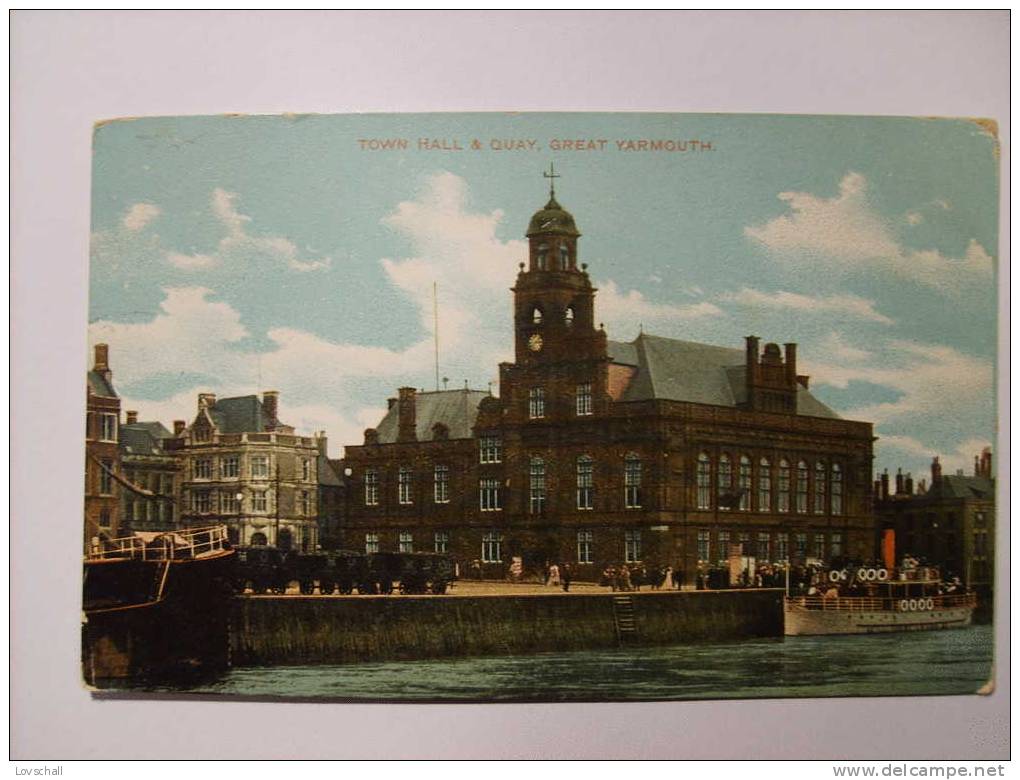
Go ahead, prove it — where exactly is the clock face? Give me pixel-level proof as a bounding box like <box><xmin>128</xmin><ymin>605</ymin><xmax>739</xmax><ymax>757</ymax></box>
<box><xmin>528</xmin><ymin>333</ymin><xmax>543</xmax><ymax>352</ymax></box>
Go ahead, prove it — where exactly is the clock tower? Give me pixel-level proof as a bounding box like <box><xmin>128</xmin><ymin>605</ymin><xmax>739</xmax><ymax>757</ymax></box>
<box><xmin>498</xmin><ymin>167</ymin><xmax>609</xmax><ymax>422</ymax></box>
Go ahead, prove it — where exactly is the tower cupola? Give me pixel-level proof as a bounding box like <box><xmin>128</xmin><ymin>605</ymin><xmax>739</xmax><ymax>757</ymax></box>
<box><xmin>526</xmin><ymin>164</ymin><xmax>582</xmax><ymax>273</ymax></box>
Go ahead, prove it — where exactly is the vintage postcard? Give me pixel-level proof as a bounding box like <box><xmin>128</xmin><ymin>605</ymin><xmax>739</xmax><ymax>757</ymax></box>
<box><xmin>83</xmin><ymin>112</ymin><xmax>998</xmax><ymax>701</ymax></box>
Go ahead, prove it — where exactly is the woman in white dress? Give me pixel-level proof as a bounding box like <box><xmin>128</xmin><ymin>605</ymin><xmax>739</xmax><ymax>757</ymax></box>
<box><xmin>662</xmin><ymin>566</ymin><xmax>674</xmax><ymax>590</ymax></box>
<box><xmin>548</xmin><ymin>563</ymin><xmax>560</xmax><ymax>586</ymax></box>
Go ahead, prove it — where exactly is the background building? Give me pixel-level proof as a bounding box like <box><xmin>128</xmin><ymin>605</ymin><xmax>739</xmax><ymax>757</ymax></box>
<box><xmin>876</xmin><ymin>449</ymin><xmax>995</xmax><ymax>600</ymax></box>
<box><xmin>84</xmin><ymin>343</ymin><xmax>121</xmax><ymax>550</ymax></box>
<box><xmin>119</xmin><ymin>412</ymin><xmax>179</xmax><ymax>533</ymax></box>
<box><xmin>166</xmin><ymin>391</ymin><xmax>322</xmax><ymax>551</ymax></box>
<box><xmin>340</xmin><ymin>187</ymin><xmax>876</xmax><ymax>583</ymax></box>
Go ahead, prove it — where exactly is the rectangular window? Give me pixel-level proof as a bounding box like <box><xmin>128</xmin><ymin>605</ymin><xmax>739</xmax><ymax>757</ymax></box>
<box><xmin>434</xmin><ymin>531</ymin><xmax>449</xmax><ymax>554</ymax></box>
<box><xmin>528</xmin><ymin>387</ymin><xmax>545</xmax><ymax>419</ymax></box>
<box><xmin>99</xmin><ymin>509</ymin><xmax>111</xmax><ymax>528</ymax></box>
<box><xmin>830</xmin><ymin>464</ymin><xmax>843</xmax><ymax>515</ymax></box>
<box><xmin>251</xmin><ymin>491</ymin><xmax>267</xmax><ymax>513</ymax></box>
<box><xmin>398</xmin><ymin>467</ymin><xmax>413</xmax><ymax>505</ymax></box>
<box><xmin>302</xmin><ymin>458</ymin><xmax>312</xmax><ymax>482</ymax></box>
<box><xmin>434</xmin><ymin>465</ymin><xmax>450</xmax><ymax>504</ymax></box>
<box><xmin>221</xmin><ymin>456</ymin><xmax>239</xmax><ymax>478</ymax></box>
<box><xmin>300</xmin><ymin>490</ymin><xmax>312</xmax><ymax>516</ymax></box>
<box><xmin>794</xmin><ymin>533</ymin><xmax>808</xmax><ymax>560</ymax></box>
<box><xmin>757</xmin><ymin>532</ymin><xmax>770</xmax><ymax>562</ymax></box>
<box><xmin>776</xmin><ymin>532</ymin><xmax>789</xmax><ymax>562</ymax></box>
<box><xmin>796</xmin><ymin>462</ymin><xmax>809</xmax><ymax>514</ymax></box>
<box><xmin>365</xmin><ymin>533</ymin><xmax>380</xmax><ymax>554</ymax></box>
<box><xmin>830</xmin><ymin>532</ymin><xmax>843</xmax><ymax>559</ymax></box>
<box><xmin>482</xmin><ymin>531</ymin><xmax>503</xmax><ymax>563</ymax></box>
<box><xmin>813</xmin><ymin>533</ymin><xmax>826</xmax><ymax>561</ymax></box>
<box><xmin>222</xmin><ymin>493</ymin><xmax>241</xmax><ymax>514</ymax></box>
<box><xmin>697</xmin><ymin>530</ymin><xmax>710</xmax><ymax>563</ymax></box>
<box><xmin>576</xmin><ymin>458</ymin><xmax>594</xmax><ymax>510</ymax></box>
<box><xmin>738</xmin><ymin>533</ymin><xmax>750</xmax><ymax>555</ymax></box>
<box><xmin>194</xmin><ymin>458</ymin><xmax>212</xmax><ymax>479</ymax></box>
<box><xmin>479</xmin><ymin>436</ymin><xmax>503</xmax><ymax>464</ymax></box>
<box><xmin>625</xmin><ymin>457</ymin><xmax>642</xmax><ymax>509</ymax></box>
<box><xmin>529</xmin><ymin>460</ymin><xmax>546</xmax><ymax>514</ymax></box>
<box><xmin>624</xmin><ymin>530</ymin><xmax>642</xmax><ymax>563</ymax></box>
<box><xmin>100</xmin><ymin>413</ymin><xmax>117</xmax><ymax>442</ymax></box>
<box><xmin>399</xmin><ymin>532</ymin><xmax>414</xmax><ymax>553</ymax></box>
<box><xmin>777</xmin><ymin>461</ymin><xmax>791</xmax><ymax>513</ymax></box>
<box><xmin>576</xmin><ymin>530</ymin><xmax>593</xmax><ymax>564</ymax></box>
<box><xmin>480</xmin><ymin>478</ymin><xmax>502</xmax><ymax>511</ymax></box>
<box><xmin>364</xmin><ymin>469</ymin><xmax>379</xmax><ymax>506</ymax></box>
<box><xmin>696</xmin><ymin>455</ymin><xmax>712</xmax><ymax>509</ymax></box>
<box><xmin>194</xmin><ymin>491</ymin><xmax>211</xmax><ymax>513</ymax></box>
<box><xmin>575</xmin><ymin>382</ymin><xmax>592</xmax><ymax>416</ymax></box>
<box><xmin>251</xmin><ymin>455</ymin><xmax>269</xmax><ymax>479</ymax></box>
<box><xmin>99</xmin><ymin>459</ymin><xmax>114</xmax><ymax>495</ymax></box>
<box><xmin>973</xmin><ymin>531</ymin><xmax>987</xmax><ymax>556</ymax></box>
<box><xmin>718</xmin><ymin>531</ymin><xmax>731</xmax><ymax>564</ymax></box>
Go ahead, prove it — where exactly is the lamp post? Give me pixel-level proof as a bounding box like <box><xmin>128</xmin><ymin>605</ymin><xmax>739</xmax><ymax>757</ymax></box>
<box><xmin>235</xmin><ymin>491</ymin><xmax>244</xmax><ymax>545</ymax></box>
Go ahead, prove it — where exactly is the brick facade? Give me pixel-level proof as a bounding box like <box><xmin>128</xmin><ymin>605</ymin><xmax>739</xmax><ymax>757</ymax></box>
<box><xmin>84</xmin><ymin>344</ymin><xmax>121</xmax><ymax>550</ymax></box>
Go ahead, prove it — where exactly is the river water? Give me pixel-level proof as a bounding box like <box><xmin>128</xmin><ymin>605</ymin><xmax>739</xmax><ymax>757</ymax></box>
<box><xmin>147</xmin><ymin>625</ymin><xmax>994</xmax><ymax>702</ymax></box>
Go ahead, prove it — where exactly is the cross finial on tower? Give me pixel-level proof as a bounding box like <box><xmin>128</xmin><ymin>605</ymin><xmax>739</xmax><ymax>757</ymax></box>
<box><xmin>543</xmin><ymin>162</ymin><xmax>560</xmax><ymax>198</ymax></box>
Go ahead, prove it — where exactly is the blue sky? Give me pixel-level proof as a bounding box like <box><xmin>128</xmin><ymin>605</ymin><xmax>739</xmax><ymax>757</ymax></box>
<box><xmin>88</xmin><ymin>113</ymin><xmax>998</xmax><ymax>477</ymax></box>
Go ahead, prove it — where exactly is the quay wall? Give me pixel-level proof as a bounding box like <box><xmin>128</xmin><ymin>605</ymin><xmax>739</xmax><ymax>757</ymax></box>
<box><xmin>230</xmin><ymin>589</ymin><xmax>784</xmax><ymax>666</ymax></box>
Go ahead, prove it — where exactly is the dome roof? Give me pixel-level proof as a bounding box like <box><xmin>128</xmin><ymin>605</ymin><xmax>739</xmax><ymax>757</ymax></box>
<box><xmin>526</xmin><ymin>195</ymin><xmax>581</xmax><ymax>238</ymax></box>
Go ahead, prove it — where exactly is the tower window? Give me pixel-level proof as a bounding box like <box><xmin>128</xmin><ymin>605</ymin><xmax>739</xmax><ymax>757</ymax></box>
<box><xmin>536</xmin><ymin>244</ymin><xmax>548</xmax><ymax>270</ymax></box>
<box><xmin>528</xmin><ymin>387</ymin><xmax>545</xmax><ymax>419</ymax></box>
<box><xmin>575</xmin><ymin>382</ymin><xmax>592</xmax><ymax>416</ymax></box>
<box><xmin>532</xmin><ymin>306</ymin><xmax>543</xmax><ymax>324</ymax></box>
<box><xmin>559</xmin><ymin>243</ymin><xmax>569</xmax><ymax>270</ymax></box>
<box><xmin>565</xmin><ymin>306</ymin><xmax>575</xmax><ymax>326</ymax></box>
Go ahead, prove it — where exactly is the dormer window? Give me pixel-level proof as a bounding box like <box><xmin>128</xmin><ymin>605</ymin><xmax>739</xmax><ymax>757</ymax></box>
<box><xmin>536</xmin><ymin>244</ymin><xmax>548</xmax><ymax>270</ymax></box>
<box><xmin>532</xmin><ymin>306</ymin><xmax>543</xmax><ymax>325</ymax></box>
<box><xmin>559</xmin><ymin>243</ymin><xmax>569</xmax><ymax>270</ymax></box>
<box><xmin>564</xmin><ymin>306</ymin><xmax>575</xmax><ymax>327</ymax></box>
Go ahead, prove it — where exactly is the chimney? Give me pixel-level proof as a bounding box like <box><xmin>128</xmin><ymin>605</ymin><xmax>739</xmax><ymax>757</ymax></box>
<box><xmin>931</xmin><ymin>456</ymin><xmax>942</xmax><ymax>485</ymax></box>
<box><xmin>980</xmin><ymin>447</ymin><xmax>992</xmax><ymax>479</ymax></box>
<box><xmin>917</xmin><ymin>478</ymin><xmax>927</xmax><ymax>494</ymax></box>
<box><xmin>262</xmin><ymin>391</ymin><xmax>279</xmax><ymax>424</ymax></box>
<box><xmin>397</xmin><ymin>387</ymin><xmax>417</xmax><ymax>442</ymax></box>
<box><xmin>904</xmin><ymin>472</ymin><xmax>913</xmax><ymax>495</ymax></box>
<box><xmin>198</xmin><ymin>393</ymin><xmax>216</xmax><ymax>411</ymax></box>
<box><xmin>93</xmin><ymin>343</ymin><xmax>111</xmax><ymax>381</ymax></box>
<box><xmin>880</xmin><ymin>469</ymin><xmax>889</xmax><ymax>500</ymax></box>
<box><xmin>974</xmin><ymin>455</ymin><xmax>980</xmax><ymax>476</ymax></box>
<box><xmin>387</xmin><ymin>397</ymin><xmax>397</xmax><ymax>410</ymax></box>
<box><xmin>125</xmin><ymin>410</ymin><xmax>138</xmax><ymax>425</ymax></box>
<box><xmin>173</xmin><ymin>420</ymin><xmax>186</xmax><ymax>436</ymax></box>
<box><xmin>744</xmin><ymin>335</ymin><xmax>760</xmax><ymax>408</ymax></box>
<box><xmin>895</xmin><ymin>468</ymin><xmax>904</xmax><ymax>495</ymax></box>
<box><xmin>783</xmin><ymin>343</ymin><xmax>797</xmax><ymax>385</ymax></box>
<box><xmin>315</xmin><ymin>431</ymin><xmax>328</xmax><ymax>456</ymax></box>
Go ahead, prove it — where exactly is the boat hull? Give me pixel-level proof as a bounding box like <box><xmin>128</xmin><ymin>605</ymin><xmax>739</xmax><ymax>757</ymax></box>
<box><xmin>784</xmin><ymin>600</ymin><xmax>974</xmax><ymax>636</ymax></box>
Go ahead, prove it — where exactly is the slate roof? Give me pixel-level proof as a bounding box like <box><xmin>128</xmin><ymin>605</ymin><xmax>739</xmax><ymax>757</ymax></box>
<box><xmin>208</xmin><ymin>395</ymin><xmax>276</xmax><ymax>434</ymax></box>
<box><xmin>928</xmin><ymin>475</ymin><xmax>995</xmax><ymax>501</ymax></box>
<box><xmin>318</xmin><ymin>455</ymin><xmax>343</xmax><ymax>487</ymax></box>
<box><xmin>120</xmin><ymin>422</ymin><xmax>173</xmax><ymax>457</ymax></box>
<box><xmin>374</xmin><ymin>389</ymin><xmax>490</xmax><ymax>443</ymax></box>
<box><xmin>87</xmin><ymin>370</ymin><xmax>118</xmax><ymax>399</ymax></box>
<box><xmin>607</xmin><ymin>333</ymin><xmax>840</xmax><ymax>419</ymax></box>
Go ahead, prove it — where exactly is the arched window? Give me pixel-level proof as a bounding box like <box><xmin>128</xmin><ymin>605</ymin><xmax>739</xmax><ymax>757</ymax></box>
<box><xmin>624</xmin><ymin>454</ymin><xmax>642</xmax><ymax>509</ymax></box>
<box><xmin>531</xmin><ymin>306</ymin><xmax>543</xmax><ymax>324</ymax></box>
<box><xmin>536</xmin><ymin>244</ymin><xmax>548</xmax><ymax>270</ymax></box>
<box><xmin>777</xmin><ymin>459</ymin><xmax>791</xmax><ymax>513</ymax></box>
<box><xmin>814</xmin><ymin>461</ymin><xmax>827</xmax><ymax>515</ymax></box>
<box><xmin>250</xmin><ymin>532</ymin><xmax>268</xmax><ymax>546</ymax></box>
<box><xmin>796</xmin><ymin>461</ymin><xmax>809</xmax><ymax>513</ymax></box>
<box><xmin>831</xmin><ymin>463</ymin><xmax>843</xmax><ymax>515</ymax></box>
<box><xmin>564</xmin><ymin>306</ymin><xmax>575</xmax><ymax>326</ymax></box>
<box><xmin>717</xmin><ymin>454</ymin><xmax>733</xmax><ymax>509</ymax></box>
<box><xmin>758</xmin><ymin>458</ymin><xmax>771</xmax><ymax>512</ymax></box>
<box><xmin>696</xmin><ymin>452</ymin><xmax>712</xmax><ymax>509</ymax></box>
<box><xmin>576</xmin><ymin>455</ymin><xmax>594</xmax><ymax>510</ymax></box>
<box><xmin>559</xmin><ymin>243</ymin><xmax>569</xmax><ymax>270</ymax></box>
<box><xmin>529</xmin><ymin>458</ymin><xmax>546</xmax><ymax>514</ymax></box>
<box><xmin>738</xmin><ymin>455</ymin><xmax>752</xmax><ymax>511</ymax></box>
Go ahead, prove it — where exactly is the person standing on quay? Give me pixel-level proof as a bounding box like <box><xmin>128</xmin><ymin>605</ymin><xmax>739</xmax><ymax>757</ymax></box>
<box><xmin>561</xmin><ymin>563</ymin><xmax>572</xmax><ymax>592</ymax></box>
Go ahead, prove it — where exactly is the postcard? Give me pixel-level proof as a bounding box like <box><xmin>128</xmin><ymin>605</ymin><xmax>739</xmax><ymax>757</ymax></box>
<box><xmin>83</xmin><ymin>112</ymin><xmax>998</xmax><ymax>701</ymax></box>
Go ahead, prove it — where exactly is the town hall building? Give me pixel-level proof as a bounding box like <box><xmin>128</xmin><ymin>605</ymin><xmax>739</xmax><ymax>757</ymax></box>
<box><xmin>339</xmin><ymin>180</ymin><xmax>876</xmax><ymax>584</ymax></box>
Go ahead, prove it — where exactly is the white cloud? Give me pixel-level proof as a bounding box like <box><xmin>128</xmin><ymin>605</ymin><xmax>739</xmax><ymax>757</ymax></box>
<box><xmin>122</xmin><ymin>203</ymin><xmax>161</xmax><ymax>232</ymax></box>
<box><xmin>815</xmin><ymin>332</ymin><xmax>873</xmax><ymax>363</ymax></box>
<box><xmin>719</xmin><ymin>287</ymin><xmax>893</xmax><ymax>324</ymax></box>
<box><xmin>596</xmin><ymin>280</ymin><xmax>723</xmax><ymax>336</ymax></box>
<box><xmin>906</xmin><ymin>211</ymin><xmax>923</xmax><ymax>226</ymax></box>
<box><xmin>745</xmin><ymin>171</ymin><xmax>994</xmax><ymax>295</ymax></box>
<box><xmin>166</xmin><ymin>188</ymin><xmax>332</xmax><ymax>273</ymax></box>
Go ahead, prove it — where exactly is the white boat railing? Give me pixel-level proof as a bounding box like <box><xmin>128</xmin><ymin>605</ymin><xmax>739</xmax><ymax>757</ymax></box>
<box><xmin>86</xmin><ymin>524</ymin><xmax>231</xmax><ymax>562</ymax></box>
<box><xmin>786</xmin><ymin>593</ymin><xmax>976</xmax><ymax>612</ymax></box>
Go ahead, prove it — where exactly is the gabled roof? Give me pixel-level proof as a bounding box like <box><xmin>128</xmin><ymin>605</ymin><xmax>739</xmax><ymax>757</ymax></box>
<box><xmin>120</xmin><ymin>422</ymin><xmax>172</xmax><ymax>457</ymax></box>
<box><xmin>928</xmin><ymin>475</ymin><xmax>995</xmax><ymax>500</ymax></box>
<box><xmin>607</xmin><ymin>333</ymin><xmax>840</xmax><ymax>419</ymax></box>
<box><xmin>87</xmin><ymin>370</ymin><xmax>118</xmax><ymax>399</ymax></box>
<box><xmin>318</xmin><ymin>455</ymin><xmax>343</xmax><ymax>487</ymax></box>
<box><xmin>208</xmin><ymin>395</ymin><xmax>276</xmax><ymax>434</ymax></box>
<box><xmin>374</xmin><ymin>389</ymin><xmax>490</xmax><ymax>444</ymax></box>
